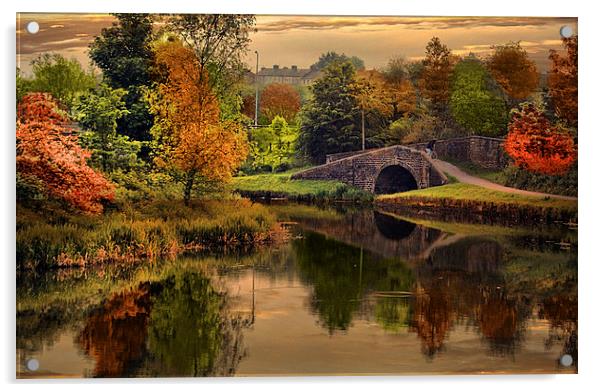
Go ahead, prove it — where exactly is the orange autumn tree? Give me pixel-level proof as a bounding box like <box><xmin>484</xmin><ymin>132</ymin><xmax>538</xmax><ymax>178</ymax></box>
<box><xmin>504</xmin><ymin>103</ymin><xmax>576</xmax><ymax>175</ymax></box>
<box><xmin>379</xmin><ymin>58</ymin><xmax>417</xmax><ymax>119</ymax></box>
<box><xmin>354</xmin><ymin>70</ymin><xmax>394</xmax><ymax>150</ymax></box>
<box><xmin>149</xmin><ymin>39</ymin><xmax>248</xmax><ymax>205</ymax></box>
<box><xmin>548</xmin><ymin>36</ymin><xmax>578</xmax><ymax>127</ymax></box>
<box><xmin>486</xmin><ymin>42</ymin><xmax>539</xmax><ymax>103</ymax></box>
<box><xmin>260</xmin><ymin>83</ymin><xmax>301</xmax><ymax>123</ymax></box>
<box><xmin>16</xmin><ymin>93</ymin><xmax>115</xmax><ymax>214</ymax></box>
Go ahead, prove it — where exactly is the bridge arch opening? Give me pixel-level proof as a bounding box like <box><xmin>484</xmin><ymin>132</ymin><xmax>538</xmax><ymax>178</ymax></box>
<box><xmin>374</xmin><ymin>165</ymin><xmax>418</xmax><ymax>194</ymax></box>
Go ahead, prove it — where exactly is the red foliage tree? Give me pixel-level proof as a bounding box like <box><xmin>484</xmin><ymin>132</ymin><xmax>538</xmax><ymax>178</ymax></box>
<box><xmin>241</xmin><ymin>94</ymin><xmax>256</xmax><ymax>120</ymax></box>
<box><xmin>17</xmin><ymin>92</ymin><xmax>67</xmax><ymax>124</ymax></box>
<box><xmin>504</xmin><ymin>103</ymin><xmax>576</xmax><ymax>175</ymax></box>
<box><xmin>16</xmin><ymin>93</ymin><xmax>115</xmax><ymax>214</ymax></box>
<box><xmin>260</xmin><ymin>83</ymin><xmax>301</xmax><ymax>122</ymax></box>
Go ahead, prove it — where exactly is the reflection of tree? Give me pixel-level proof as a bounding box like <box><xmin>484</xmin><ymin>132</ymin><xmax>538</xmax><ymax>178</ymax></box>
<box><xmin>78</xmin><ymin>284</ymin><xmax>152</xmax><ymax>377</ymax></box>
<box><xmin>540</xmin><ymin>295</ymin><xmax>578</xmax><ymax>369</ymax></box>
<box><xmin>76</xmin><ymin>270</ymin><xmax>247</xmax><ymax>377</ymax></box>
<box><xmin>146</xmin><ymin>272</ymin><xmax>246</xmax><ymax>377</ymax></box>
<box><xmin>410</xmin><ymin>283</ymin><xmax>453</xmax><ymax>358</ymax></box>
<box><xmin>477</xmin><ymin>288</ymin><xmax>527</xmax><ymax>356</ymax></box>
<box><xmin>294</xmin><ymin>231</ymin><xmax>414</xmax><ymax>334</ymax></box>
<box><xmin>409</xmin><ymin>236</ymin><xmax>531</xmax><ymax>359</ymax></box>
<box><xmin>294</xmin><ymin>232</ymin><xmax>364</xmax><ymax>333</ymax></box>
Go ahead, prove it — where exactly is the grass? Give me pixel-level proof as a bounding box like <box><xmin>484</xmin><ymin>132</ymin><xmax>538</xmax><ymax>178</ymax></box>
<box><xmin>16</xmin><ymin>199</ymin><xmax>278</xmax><ymax>271</ymax></box>
<box><xmin>231</xmin><ymin>169</ymin><xmax>373</xmax><ymax>201</ymax></box>
<box><xmin>377</xmin><ymin>183</ymin><xmax>578</xmax><ymax>211</ymax></box>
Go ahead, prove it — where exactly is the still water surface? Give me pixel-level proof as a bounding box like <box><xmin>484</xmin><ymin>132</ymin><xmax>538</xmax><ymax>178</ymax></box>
<box><xmin>16</xmin><ymin>204</ymin><xmax>577</xmax><ymax>377</ymax></box>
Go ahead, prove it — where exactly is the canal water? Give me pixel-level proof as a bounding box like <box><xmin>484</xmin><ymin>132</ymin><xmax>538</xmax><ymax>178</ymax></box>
<box><xmin>16</xmin><ymin>203</ymin><xmax>577</xmax><ymax>377</ymax></box>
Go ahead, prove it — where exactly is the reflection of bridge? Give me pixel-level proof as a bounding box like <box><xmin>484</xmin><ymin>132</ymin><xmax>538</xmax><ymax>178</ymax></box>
<box><xmin>293</xmin><ymin>209</ymin><xmax>447</xmax><ymax>261</ymax></box>
<box><xmin>291</xmin><ymin>145</ymin><xmax>448</xmax><ymax>194</ymax></box>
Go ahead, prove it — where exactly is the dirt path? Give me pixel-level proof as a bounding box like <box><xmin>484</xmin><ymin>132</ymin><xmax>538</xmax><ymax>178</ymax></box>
<box><xmin>432</xmin><ymin>159</ymin><xmax>577</xmax><ymax>201</ymax></box>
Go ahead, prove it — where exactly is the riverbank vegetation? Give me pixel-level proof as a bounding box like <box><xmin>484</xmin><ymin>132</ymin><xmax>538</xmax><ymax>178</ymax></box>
<box><xmin>17</xmin><ymin>198</ymin><xmax>278</xmax><ymax>271</ymax></box>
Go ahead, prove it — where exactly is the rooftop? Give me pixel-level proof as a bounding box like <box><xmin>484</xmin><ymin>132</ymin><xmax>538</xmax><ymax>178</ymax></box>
<box><xmin>256</xmin><ymin>64</ymin><xmax>320</xmax><ymax>78</ymax></box>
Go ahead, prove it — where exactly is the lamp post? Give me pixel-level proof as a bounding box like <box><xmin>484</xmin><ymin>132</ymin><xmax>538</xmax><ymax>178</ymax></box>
<box><xmin>254</xmin><ymin>50</ymin><xmax>259</xmax><ymax>127</ymax></box>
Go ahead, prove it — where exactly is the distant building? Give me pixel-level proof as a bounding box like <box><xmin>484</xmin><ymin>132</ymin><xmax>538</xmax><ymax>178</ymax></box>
<box><xmin>252</xmin><ymin>64</ymin><xmax>323</xmax><ymax>86</ymax></box>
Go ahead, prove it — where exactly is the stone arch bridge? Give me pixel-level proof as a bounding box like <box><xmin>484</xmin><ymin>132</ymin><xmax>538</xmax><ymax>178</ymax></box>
<box><xmin>291</xmin><ymin>145</ymin><xmax>448</xmax><ymax>194</ymax></box>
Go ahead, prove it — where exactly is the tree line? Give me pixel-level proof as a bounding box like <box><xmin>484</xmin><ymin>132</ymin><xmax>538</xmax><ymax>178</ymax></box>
<box><xmin>296</xmin><ymin>36</ymin><xmax>577</xmax><ymax>174</ymax></box>
<box><xmin>16</xmin><ymin>15</ymin><xmax>579</xmax><ymax>214</ymax></box>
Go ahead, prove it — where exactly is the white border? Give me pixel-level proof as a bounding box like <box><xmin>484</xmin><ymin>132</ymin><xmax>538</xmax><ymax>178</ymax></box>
<box><xmin>3</xmin><ymin>1</ymin><xmax>600</xmax><ymax>391</ymax></box>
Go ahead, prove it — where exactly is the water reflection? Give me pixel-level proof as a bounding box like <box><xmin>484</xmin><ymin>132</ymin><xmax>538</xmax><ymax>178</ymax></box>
<box><xmin>374</xmin><ymin>212</ymin><xmax>416</xmax><ymax>240</ymax></box>
<box><xmin>78</xmin><ymin>285</ymin><xmax>152</xmax><ymax>377</ymax></box>
<box><xmin>74</xmin><ymin>272</ymin><xmax>248</xmax><ymax>377</ymax></box>
<box><xmin>294</xmin><ymin>231</ymin><xmax>415</xmax><ymax>333</ymax></box>
<box><xmin>16</xmin><ymin>204</ymin><xmax>578</xmax><ymax>377</ymax></box>
<box><xmin>540</xmin><ymin>295</ymin><xmax>578</xmax><ymax>368</ymax></box>
<box><xmin>144</xmin><ymin>272</ymin><xmax>247</xmax><ymax>377</ymax></box>
<box><xmin>412</xmin><ymin>237</ymin><xmax>529</xmax><ymax>358</ymax></box>
<box><xmin>286</xmin><ymin>208</ymin><xmax>444</xmax><ymax>261</ymax></box>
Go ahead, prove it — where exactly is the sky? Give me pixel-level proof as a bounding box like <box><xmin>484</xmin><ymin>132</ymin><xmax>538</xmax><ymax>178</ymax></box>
<box><xmin>16</xmin><ymin>14</ymin><xmax>578</xmax><ymax>75</ymax></box>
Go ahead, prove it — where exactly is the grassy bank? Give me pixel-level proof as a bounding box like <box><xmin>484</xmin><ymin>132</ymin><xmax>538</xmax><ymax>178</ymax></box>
<box><xmin>16</xmin><ymin>198</ymin><xmax>279</xmax><ymax>271</ymax></box>
<box><xmin>378</xmin><ymin>183</ymin><xmax>577</xmax><ymax>210</ymax></box>
<box><xmin>231</xmin><ymin>170</ymin><xmax>373</xmax><ymax>202</ymax></box>
<box><xmin>376</xmin><ymin>183</ymin><xmax>577</xmax><ymax>226</ymax></box>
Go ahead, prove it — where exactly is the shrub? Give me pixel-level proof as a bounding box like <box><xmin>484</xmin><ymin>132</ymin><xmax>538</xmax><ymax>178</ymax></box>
<box><xmin>500</xmin><ymin>163</ymin><xmax>577</xmax><ymax>197</ymax></box>
<box><xmin>257</xmin><ymin>164</ymin><xmax>273</xmax><ymax>173</ymax></box>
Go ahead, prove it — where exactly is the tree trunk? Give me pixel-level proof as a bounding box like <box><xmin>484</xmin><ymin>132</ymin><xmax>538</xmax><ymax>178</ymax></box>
<box><xmin>183</xmin><ymin>170</ymin><xmax>196</xmax><ymax>206</ymax></box>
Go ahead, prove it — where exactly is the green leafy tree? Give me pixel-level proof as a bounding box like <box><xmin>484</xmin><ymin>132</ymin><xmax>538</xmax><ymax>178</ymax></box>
<box><xmin>16</xmin><ymin>68</ymin><xmax>33</xmax><ymax>105</ymax></box>
<box><xmin>28</xmin><ymin>54</ymin><xmax>96</xmax><ymax>108</ymax></box>
<box><xmin>89</xmin><ymin>14</ymin><xmax>154</xmax><ymax>89</ymax></box>
<box><xmin>299</xmin><ymin>61</ymin><xmax>361</xmax><ymax>163</ymax></box>
<box><xmin>394</xmin><ymin>112</ymin><xmax>446</xmax><ymax>144</ymax></box>
<box><xmin>450</xmin><ymin>58</ymin><xmax>508</xmax><ymax>136</ymax></box>
<box><xmin>248</xmin><ymin>116</ymin><xmax>298</xmax><ymax>170</ymax></box>
<box><xmin>74</xmin><ymin>84</ymin><xmax>141</xmax><ymax>172</ymax></box>
<box><xmin>248</xmin><ymin>126</ymin><xmax>277</xmax><ymax>169</ymax></box>
<box><xmin>89</xmin><ymin>14</ymin><xmax>155</xmax><ymax>142</ymax></box>
<box><xmin>311</xmin><ymin>51</ymin><xmax>365</xmax><ymax>71</ymax></box>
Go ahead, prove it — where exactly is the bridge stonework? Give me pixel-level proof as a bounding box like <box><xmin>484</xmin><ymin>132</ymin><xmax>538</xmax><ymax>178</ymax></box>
<box><xmin>291</xmin><ymin>145</ymin><xmax>448</xmax><ymax>194</ymax></box>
